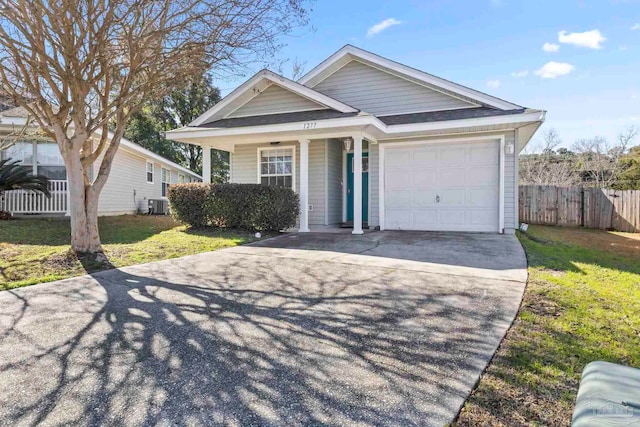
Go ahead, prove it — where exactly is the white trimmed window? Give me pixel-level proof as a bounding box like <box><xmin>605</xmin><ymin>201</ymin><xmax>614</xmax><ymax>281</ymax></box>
<box><xmin>146</xmin><ymin>161</ymin><xmax>154</xmax><ymax>183</ymax></box>
<box><xmin>161</xmin><ymin>168</ymin><xmax>170</xmax><ymax>197</ymax></box>
<box><xmin>178</xmin><ymin>173</ymin><xmax>185</xmax><ymax>183</ymax></box>
<box><xmin>259</xmin><ymin>147</ymin><xmax>294</xmax><ymax>189</ymax></box>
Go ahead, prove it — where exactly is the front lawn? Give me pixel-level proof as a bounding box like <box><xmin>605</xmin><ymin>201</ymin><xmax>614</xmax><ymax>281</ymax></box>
<box><xmin>455</xmin><ymin>225</ymin><xmax>640</xmax><ymax>426</ymax></box>
<box><xmin>0</xmin><ymin>215</ymin><xmax>256</xmax><ymax>290</ymax></box>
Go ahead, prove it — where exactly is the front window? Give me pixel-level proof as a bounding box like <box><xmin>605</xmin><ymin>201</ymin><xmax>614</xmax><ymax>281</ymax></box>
<box><xmin>161</xmin><ymin>168</ymin><xmax>170</xmax><ymax>197</ymax></box>
<box><xmin>37</xmin><ymin>142</ymin><xmax>66</xmax><ymax>179</ymax></box>
<box><xmin>4</xmin><ymin>141</ymin><xmax>35</xmax><ymax>175</ymax></box>
<box><xmin>259</xmin><ymin>147</ymin><xmax>294</xmax><ymax>189</ymax></box>
<box><xmin>178</xmin><ymin>174</ymin><xmax>185</xmax><ymax>183</ymax></box>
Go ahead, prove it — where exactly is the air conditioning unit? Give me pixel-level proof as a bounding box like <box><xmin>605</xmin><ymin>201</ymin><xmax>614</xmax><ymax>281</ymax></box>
<box><xmin>148</xmin><ymin>199</ymin><xmax>169</xmax><ymax>215</ymax></box>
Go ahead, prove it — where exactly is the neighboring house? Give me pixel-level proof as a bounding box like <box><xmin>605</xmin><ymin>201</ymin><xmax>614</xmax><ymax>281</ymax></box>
<box><xmin>0</xmin><ymin>106</ymin><xmax>201</xmax><ymax>216</ymax></box>
<box><xmin>167</xmin><ymin>45</ymin><xmax>545</xmax><ymax>234</ymax></box>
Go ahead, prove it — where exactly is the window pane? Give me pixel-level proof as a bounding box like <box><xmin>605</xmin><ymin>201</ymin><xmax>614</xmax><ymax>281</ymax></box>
<box><xmin>268</xmin><ymin>163</ymin><xmax>276</xmax><ymax>174</ymax></box>
<box><xmin>276</xmin><ymin>162</ymin><xmax>284</xmax><ymax>174</ymax></box>
<box><xmin>147</xmin><ymin>172</ymin><xmax>153</xmax><ymax>182</ymax></box>
<box><xmin>284</xmin><ymin>161</ymin><xmax>292</xmax><ymax>174</ymax></box>
<box><xmin>284</xmin><ymin>176</ymin><xmax>292</xmax><ymax>188</ymax></box>
<box><xmin>38</xmin><ymin>166</ymin><xmax>67</xmax><ymax>180</ymax></box>
<box><xmin>37</xmin><ymin>143</ymin><xmax>64</xmax><ymax>165</ymax></box>
<box><xmin>261</xmin><ymin>163</ymin><xmax>268</xmax><ymax>174</ymax></box>
<box><xmin>276</xmin><ymin>176</ymin><xmax>284</xmax><ymax>186</ymax></box>
<box><xmin>147</xmin><ymin>162</ymin><xmax>153</xmax><ymax>173</ymax></box>
<box><xmin>261</xmin><ymin>177</ymin><xmax>268</xmax><ymax>186</ymax></box>
<box><xmin>5</xmin><ymin>142</ymin><xmax>34</xmax><ymax>164</ymax></box>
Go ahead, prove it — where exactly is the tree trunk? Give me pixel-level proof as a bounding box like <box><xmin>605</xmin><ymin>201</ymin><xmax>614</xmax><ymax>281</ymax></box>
<box><xmin>66</xmin><ymin>155</ymin><xmax>103</xmax><ymax>253</ymax></box>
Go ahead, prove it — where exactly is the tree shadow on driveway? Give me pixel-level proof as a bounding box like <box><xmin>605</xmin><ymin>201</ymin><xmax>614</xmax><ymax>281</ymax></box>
<box><xmin>0</xmin><ymin>251</ymin><xmax>523</xmax><ymax>426</ymax></box>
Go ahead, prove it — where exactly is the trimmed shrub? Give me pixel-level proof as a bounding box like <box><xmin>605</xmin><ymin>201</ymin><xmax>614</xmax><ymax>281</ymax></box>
<box><xmin>168</xmin><ymin>183</ymin><xmax>299</xmax><ymax>231</ymax></box>
<box><xmin>167</xmin><ymin>183</ymin><xmax>212</xmax><ymax>228</ymax></box>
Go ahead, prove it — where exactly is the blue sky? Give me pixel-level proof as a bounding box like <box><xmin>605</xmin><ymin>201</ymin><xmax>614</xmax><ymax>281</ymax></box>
<box><xmin>220</xmin><ymin>0</ymin><xmax>640</xmax><ymax>149</ymax></box>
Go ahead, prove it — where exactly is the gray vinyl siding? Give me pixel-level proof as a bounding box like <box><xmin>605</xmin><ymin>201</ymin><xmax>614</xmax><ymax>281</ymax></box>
<box><xmin>308</xmin><ymin>140</ymin><xmax>326</xmax><ymax>225</ymax></box>
<box><xmin>96</xmin><ymin>147</ymin><xmax>193</xmax><ymax>215</ymax></box>
<box><xmin>326</xmin><ymin>139</ymin><xmax>343</xmax><ymax>224</ymax></box>
<box><xmin>231</xmin><ymin>140</ymin><xmax>328</xmax><ymax>226</ymax></box>
<box><xmin>312</xmin><ymin>60</ymin><xmax>474</xmax><ymax>116</ymax></box>
<box><xmin>373</xmin><ymin>131</ymin><xmax>516</xmax><ymax>233</ymax></box>
<box><xmin>504</xmin><ymin>131</ymin><xmax>517</xmax><ymax>233</ymax></box>
<box><xmin>227</xmin><ymin>84</ymin><xmax>326</xmax><ymax>118</ymax></box>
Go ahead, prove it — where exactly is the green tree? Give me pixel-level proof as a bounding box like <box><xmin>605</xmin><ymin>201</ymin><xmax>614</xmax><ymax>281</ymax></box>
<box><xmin>125</xmin><ymin>74</ymin><xmax>229</xmax><ymax>182</ymax></box>
<box><xmin>616</xmin><ymin>146</ymin><xmax>640</xmax><ymax>189</ymax></box>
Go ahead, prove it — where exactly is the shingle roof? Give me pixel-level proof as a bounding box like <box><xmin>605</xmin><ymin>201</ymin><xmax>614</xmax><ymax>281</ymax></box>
<box><xmin>377</xmin><ymin>107</ymin><xmax>527</xmax><ymax>126</ymax></box>
<box><xmin>199</xmin><ymin>109</ymin><xmax>360</xmax><ymax>128</ymax></box>
<box><xmin>198</xmin><ymin>106</ymin><xmax>527</xmax><ymax>129</ymax></box>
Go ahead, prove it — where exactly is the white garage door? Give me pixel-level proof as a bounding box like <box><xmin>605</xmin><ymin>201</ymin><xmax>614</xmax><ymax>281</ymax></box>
<box><xmin>384</xmin><ymin>141</ymin><xmax>500</xmax><ymax>232</ymax></box>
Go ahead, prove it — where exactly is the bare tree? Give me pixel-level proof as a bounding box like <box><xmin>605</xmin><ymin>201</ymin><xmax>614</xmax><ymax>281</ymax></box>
<box><xmin>573</xmin><ymin>126</ymin><xmax>638</xmax><ymax>188</ymax></box>
<box><xmin>519</xmin><ymin>128</ymin><xmax>578</xmax><ymax>186</ymax></box>
<box><xmin>0</xmin><ymin>0</ymin><xmax>311</xmax><ymax>253</ymax></box>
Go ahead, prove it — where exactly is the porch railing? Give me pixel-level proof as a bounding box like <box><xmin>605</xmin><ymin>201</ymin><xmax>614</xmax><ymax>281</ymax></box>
<box><xmin>1</xmin><ymin>180</ymin><xmax>68</xmax><ymax>214</ymax></box>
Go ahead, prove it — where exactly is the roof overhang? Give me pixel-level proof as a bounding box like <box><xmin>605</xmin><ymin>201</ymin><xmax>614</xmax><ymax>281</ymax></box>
<box><xmin>298</xmin><ymin>45</ymin><xmax>522</xmax><ymax>111</ymax></box>
<box><xmin>190</xmin><ymin>69</ymin><xmax>358</xmax><ymax>127</ymax></box>
<box><xmin>167</xmin><ymin>110</ymin><xmax>545</xmax><ymax>150</ymax></box>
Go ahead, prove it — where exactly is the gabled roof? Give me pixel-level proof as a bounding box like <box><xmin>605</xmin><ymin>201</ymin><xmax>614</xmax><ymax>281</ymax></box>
<box><xmin>198</xmin><ymin>110</ymin><xmax>360</xmax><ymax>128</ymax></box>
<box><xmin>298</xmin><ymin>45</ymin><xmax>522</xmax><ymax>111</ymax></box>
<box><xmin>190</xmin><ymin>69</ymin><xmax>358</xmax><ymax>127</ymax></box>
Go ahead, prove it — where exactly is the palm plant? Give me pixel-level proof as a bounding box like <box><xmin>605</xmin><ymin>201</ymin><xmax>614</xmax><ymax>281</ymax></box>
<box><xmin>0</xmin><ymin>158</ymin><xmax>50</xmax><ymax>198</ymax></box>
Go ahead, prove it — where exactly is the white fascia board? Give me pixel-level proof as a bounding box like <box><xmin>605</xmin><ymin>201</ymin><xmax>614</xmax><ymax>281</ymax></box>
<box><xmin>190</xmin><ymin>70</ymin><xmax>357</xmax><ymax>127</ymax></box>
<box><xmin>299</xmin><ymin>45</ymin><xmax>522</xmax><ymax>111</ymax></box>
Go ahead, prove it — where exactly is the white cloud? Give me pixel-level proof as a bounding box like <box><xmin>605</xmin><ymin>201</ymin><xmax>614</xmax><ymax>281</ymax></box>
<box><xmin>543</xmin><ymin>42</ymin><xmax>560</xmax><ymax>52</ymax></box>
<box><xmin>367</xmin><ymin>18</ymin><xmax>403</xmax><ymax>37</ymax></box>
<box><xmin>486</xmin><ymin>80</ymin><xmax>501</xmax><ymax>88</ymax></box>
<box><xmin>558</xmin><ymin>29</ymin><xmax>606</xmax><ymax>49</ymax></box>
<box><xmin>632</xmin><ymin>23</ymin><xmax>640</xmax><ymax>31</ymax></box>
<box><xmin>511</xmin><ymin>70</ymin><xmax>529</xmax><ymax>78</ymax></box>
<box><xmin>535</xmin><ymin>61</ymin><xmax>575</xmax><ymax>79</ymax></box>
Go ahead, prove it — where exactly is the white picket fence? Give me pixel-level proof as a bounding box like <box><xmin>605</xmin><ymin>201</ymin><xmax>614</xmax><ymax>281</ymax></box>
<box><xmin>1</xmin><ymin>180</ymin><xmax>68</xmax><ymax>214</ymax></box>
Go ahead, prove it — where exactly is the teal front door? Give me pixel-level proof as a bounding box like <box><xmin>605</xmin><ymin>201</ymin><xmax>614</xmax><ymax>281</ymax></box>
<box><xmin>346</xmin><ymin>152</ymin><xmax>369</xmax><ymax>222</ymax></box>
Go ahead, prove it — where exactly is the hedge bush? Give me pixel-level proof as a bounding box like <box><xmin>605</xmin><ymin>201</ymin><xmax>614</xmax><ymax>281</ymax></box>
<box><xmin>166</xmin><ymin>183</ymin><xmax>212</xmax><ymax>228</ymax></box>
<box><xmin>168</xmin><ymin>183</ymin><xmax>299</xmax><ymax>232</ymax></box>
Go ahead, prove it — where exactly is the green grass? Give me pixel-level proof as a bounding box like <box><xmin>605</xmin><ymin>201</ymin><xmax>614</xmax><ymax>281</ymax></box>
<box><xmin>0</xmin><ymin>215</ymin><xmax>256</xmax><ymax>290</ymax></box>
<box><xmin>455</xmin><ymin>225</ymin><xmax>640</xmax><ymax>426</ymax></box>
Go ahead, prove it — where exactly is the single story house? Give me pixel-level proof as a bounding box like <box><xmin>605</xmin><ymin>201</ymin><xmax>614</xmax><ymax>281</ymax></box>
<box><xmin>0</xmin><ymin>106</ymin><xmax>201</xmax><ymax>216</ymax></box>
<box><xmin>167</xmin><ymin>45</ymin><xmax>545</xmax><ymax>234</ymax></box>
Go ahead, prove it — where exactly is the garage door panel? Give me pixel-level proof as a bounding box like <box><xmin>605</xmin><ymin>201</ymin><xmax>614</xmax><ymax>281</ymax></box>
<box><xmin>469</xmin><ymin>145</ymin><xmax>498</xmax><ymax>164</ymax></box>
<box><xmin>386</xmin><ymin>190</ymin><xmax>412</xmax><ymax>206</ymax></box>
<box><xmin>472</xmin><ymin>166</ymin><xmax>499</xmax><ymax>186</ymax></box>
<box><xmin>438</xmin><ymin>168</ymin><xmax>466</xmax><ymax>187</ymax></box>
<box><xmin>412</xmin><ymin>190</ymin><xmax>438</xmax><ymax>207</ymax></box>
<box><xmin>412</xmin><ymin>147</ymin><xmax>437</xmax><ymax>165</ymax></box>
<box><xmin>384</xmin><ymin>141</ymin><xmax>500</xmax><ymax>232</ymax></box>
<box><xmin>439</xmin><ymin>148</ymin><xmax>466</xmax><ymax>164</ymax></box>
<box><xmin>467</xmin><ymin>209</ymin><xmax>498</xmax><ymax>229</ymax></box>
<box><xmin>386</xmin><ymin>150</ymin><xmax>411</xmax><ymax>168</ymax></box>
<box><xmin>412</xmin><ymin>210</ymin><xmax>438</xmax><ymax>228</ymax></box>
<box><xmin>468</xmin><ymin>188</ymin><xmax>499</xmax><ymax>207</ymax></box>
<box><xmin>386</xmin><ymin>170</ymin><xmax>411</xmax><ymax>188</ymax></box>
<box><xmin>438</xmin><ymin>209</ymin><xmax>466</xmax><ymax>226</ymax></box>
<box><xmin>413</xmin><ymin>169</ymin><xmax>437</xmax><ymax>188</ymax></box>
<box><xmin>385</xmin><ymin>210</ymin><xmax>412</xmax><ymax>229</ymax></box>
<box><xmin>439</xmin><ymin>189</ymin><xmax>466</xmax><ymax>206</ymax></box>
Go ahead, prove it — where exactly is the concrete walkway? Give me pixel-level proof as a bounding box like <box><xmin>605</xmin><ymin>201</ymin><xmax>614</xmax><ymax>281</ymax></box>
<box><xmin>0</xmin><ymin>231</ymin><xmax>527</xmax><ymax>426</ymax></box>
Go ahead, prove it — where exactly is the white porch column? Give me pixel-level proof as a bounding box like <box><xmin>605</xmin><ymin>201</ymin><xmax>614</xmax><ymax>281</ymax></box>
<box><xmin>298</xmin><ymin>139</ymin><xmax>310</xmax><ymax>232</ymax></box>
<box><xmin>352</xmin><ymin>135</ymin><xmax>364</xmax><ymax>235</ymax></box>
<box><xmin>202</xmin><ymin>146</ymin><xmax>211</xmax><ymax>183</ymax></box>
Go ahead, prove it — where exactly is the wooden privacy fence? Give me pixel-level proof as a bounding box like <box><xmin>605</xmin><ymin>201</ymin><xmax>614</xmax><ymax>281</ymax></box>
<box><xmin>519</xmin><ymin>185</ymin><xmax>640</xmax><ymax>232</ymax></box>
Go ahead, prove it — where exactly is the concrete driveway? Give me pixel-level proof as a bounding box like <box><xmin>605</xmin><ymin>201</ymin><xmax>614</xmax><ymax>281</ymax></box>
<box><xmin>0</xmin><ymin>231</ymin><xmax>526</xmax><ymax>427</ymax></box>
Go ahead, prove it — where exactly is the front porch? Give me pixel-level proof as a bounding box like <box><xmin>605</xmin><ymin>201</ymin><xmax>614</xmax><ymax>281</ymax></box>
<box><xmin>203</xmin><ymin>134</ymin><xmax>374</xmax><ymax>235</ymax></box>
